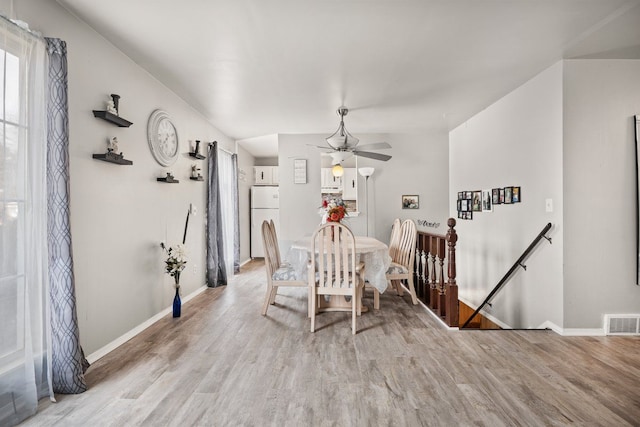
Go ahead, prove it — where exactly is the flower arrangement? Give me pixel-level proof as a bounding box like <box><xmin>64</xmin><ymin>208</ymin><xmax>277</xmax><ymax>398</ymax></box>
<box><xmin>160</xmin><ymin>242</ymin><xmax>187</xmax><ymax>285</ymax></box>
<box><xmin>320</xmin><ymin>197</ymin><xmax>348</xmax><ymax>223</ymax></box>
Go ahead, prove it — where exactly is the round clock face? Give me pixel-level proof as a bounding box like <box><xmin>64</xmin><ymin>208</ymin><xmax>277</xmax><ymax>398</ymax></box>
<box><xmin>147</xmin><ymin>109</ymin><xmax>179</xmax><ymax>166</ymax></box>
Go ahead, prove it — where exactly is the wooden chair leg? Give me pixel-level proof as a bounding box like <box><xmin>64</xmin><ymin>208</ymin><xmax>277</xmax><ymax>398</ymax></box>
<box><xmin>310</xmin><ymin>288</ymin><xmax>316</xmax><ymax>332</ymax></box>
<box><xmin>373</xmin><ymin>288</ymin><xmax>380</xmax><ymax>310</ymax></box>
<box><xmin>352</xmin><ymin>297</ymin><xmax>357</xmax><ymax>335</ymax></box>
<box><xmin>406</xmin><ymin>276</ymin><xmax>418</xmax><ymax>305</ymax></box>
<box><xmin>261</xmin><ymin>283</ymin><xmax>274</xmax><ymax>315</ymax></box>
<box><xmin>269</xmin><ymin>286</ymin><xmax>278</xmax><ymax>304</ymax></box>
<box><xmin>357</xmin><ymin>285</ymin><xmax>363</xmax><ymax>316</ymax></box>
<box><xmin>394</xmin><ymin>279</ymin><xmax>404</xmax><ymax>296</ymax></box>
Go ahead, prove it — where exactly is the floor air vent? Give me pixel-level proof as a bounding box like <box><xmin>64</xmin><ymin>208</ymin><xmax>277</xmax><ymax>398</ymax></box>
<box><xmin>604</xmin><ymin>314</ymin><xmax>640</xmax><ymax>335</ymax></box>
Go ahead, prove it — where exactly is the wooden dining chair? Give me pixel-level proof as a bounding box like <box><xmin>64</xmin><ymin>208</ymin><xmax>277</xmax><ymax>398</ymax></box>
<box><xmin>261</xmin><ymin>220</ymin><xmax>308</xmax><ymax>316</ymax></box>
<box><xmin>367</xmin><ymin>218</ymin><xmax>401</xmax><ymax>308</ymax></box>
<box><xmin>388</xmin><ymin>218</ymin><xmax>402</xmax><ymax>262</ymax></box>
<box><xmin>387</xmin><ymin>219</ymin><xmax>418</xmax><ymax>304</ymax></box>
<box><xmin>309</xmin><ymin>222</ymin><xmax>364</xmax><ymax>335</ymax></box>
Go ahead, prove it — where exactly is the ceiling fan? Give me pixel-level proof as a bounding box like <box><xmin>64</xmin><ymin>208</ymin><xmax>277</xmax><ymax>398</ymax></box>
<box><xmin>310</xmin><ymin>106</ymin><xmax>392</xmax><ymax>162</ymax></box>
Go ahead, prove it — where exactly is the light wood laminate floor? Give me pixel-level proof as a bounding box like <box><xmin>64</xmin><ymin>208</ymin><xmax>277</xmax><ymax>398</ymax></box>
<box><xmin>21</xmin><ymin>260</ymin><xmax>640</xmax><ymax>426</ymax></box>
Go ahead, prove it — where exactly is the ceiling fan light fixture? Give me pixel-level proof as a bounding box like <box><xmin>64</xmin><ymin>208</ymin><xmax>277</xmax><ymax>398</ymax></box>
<box><xmin>332</xmin><ymin>163</ymin><xmax>344</xmax><ymax>177</ymax></box>
<box><xmin>326</xmin><ymin>107</ymin><xmax>359</xmax><ymax>149</ymax></box>
<box><xmin>330</xmin><ymin>151</ymin><xmax>352</xmax><ymax>164</ymax></box>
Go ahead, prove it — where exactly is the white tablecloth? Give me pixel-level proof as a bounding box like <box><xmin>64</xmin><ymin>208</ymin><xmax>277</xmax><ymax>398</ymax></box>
<box><xmin>286</xmin><ymin>236</ymin><xmax>391</xmax><ymax>293</ymax></box>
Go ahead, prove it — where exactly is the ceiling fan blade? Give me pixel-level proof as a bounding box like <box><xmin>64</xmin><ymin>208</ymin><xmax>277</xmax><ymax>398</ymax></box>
<box><xmin>355</xmin><ymin>142</ymin><xmax>392</xmax><ymax>151</ymax></box>
<box><xmin>353</xmin><ymin>150</ymin><xmax>392</xmax><ymax>161</ymax></box>
<box><xmin>306</xmin><ymin>144</ymin><xmax>332</xmax><ymax>149</ymax></box>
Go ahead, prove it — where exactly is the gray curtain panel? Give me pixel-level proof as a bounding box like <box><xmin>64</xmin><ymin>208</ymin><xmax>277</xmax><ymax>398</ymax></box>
<box><xmin>232</xmin><ymin>154</ymin><xmax>240</xmax><ymax>274</ymax></box>
<box><xmin>206</xmin><ymin>142</ymin><xmax>228</xmax><ymax>287</ymax></box>
<box><xmin>45</xmin><ymin>38</ymin><xmax>89</xmax><ymax>394</ymax></box>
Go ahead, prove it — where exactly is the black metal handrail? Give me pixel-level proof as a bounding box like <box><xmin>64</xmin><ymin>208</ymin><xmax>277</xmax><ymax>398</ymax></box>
<box><xmin>461</xmin><ymin>222</ymin><xmax>553</xmax><ymax>329</ymax></box>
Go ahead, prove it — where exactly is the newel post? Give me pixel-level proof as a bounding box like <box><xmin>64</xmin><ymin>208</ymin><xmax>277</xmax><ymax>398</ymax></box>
<box><xmin>445</xmin><ymin>218</ymin><xmax>459</xmax><ymax>327</ymax></box>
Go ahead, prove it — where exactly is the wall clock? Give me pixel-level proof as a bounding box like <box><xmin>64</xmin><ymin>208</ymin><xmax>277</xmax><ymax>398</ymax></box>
<box><xmin>147</xmin><ymin>109</ymin><xmax>179</xmax><ymax>166</ymax></box>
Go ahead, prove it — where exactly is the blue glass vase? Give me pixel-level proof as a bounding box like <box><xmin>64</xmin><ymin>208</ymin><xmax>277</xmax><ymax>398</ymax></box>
<box><xmin>173</xmin><ymin>273</ymin><xmax>181</xmax><ymax>318</ymax></box>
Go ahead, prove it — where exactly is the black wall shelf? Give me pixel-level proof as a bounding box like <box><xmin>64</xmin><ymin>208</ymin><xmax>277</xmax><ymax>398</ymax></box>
<box><xmin>92</xmin><ymin>152</ymin><xmax>133</xmax><ymax>165</ymax></box>
<box><xmin>157</xmin><ymin>175</ymin><xmax>179</xmax><ymax>183</ymax></box>
<box><xmin>190</xmin><ymin>176</ymin><xmax>204</xmax><ymax>181</ymax></box>
<box><xmin>189</xmin><ymin>152</ymin><xmax>206</xmax><ymax>160</ymax></box>
<box><xmin>92</xmin><ymin>110</ymin><xmax>133</xmax><ymax>127</ymax></box>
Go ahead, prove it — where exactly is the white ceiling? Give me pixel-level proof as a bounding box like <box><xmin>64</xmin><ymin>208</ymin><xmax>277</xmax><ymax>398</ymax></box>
<box><xmin>58</xmin><ymin>0</ymin><xmax>640</xmax><ymax>157</ymax></box>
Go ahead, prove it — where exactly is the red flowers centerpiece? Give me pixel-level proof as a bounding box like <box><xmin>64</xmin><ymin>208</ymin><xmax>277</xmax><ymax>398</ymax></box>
<box><xmin>321</xmin><ymin>198</ymin><xmax>348</xmax><ymax>223</ymax></box>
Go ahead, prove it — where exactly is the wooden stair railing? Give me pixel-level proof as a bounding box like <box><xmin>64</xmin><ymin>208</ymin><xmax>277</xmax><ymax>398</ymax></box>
<box><xmin>414</xmin><ymin>218</ymin><xmax>458</xmax><ymax>327</ymax></box>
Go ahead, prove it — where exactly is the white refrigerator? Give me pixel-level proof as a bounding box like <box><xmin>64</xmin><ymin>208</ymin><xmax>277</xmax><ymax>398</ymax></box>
<box><xmin>251</xmin><ymin>186</ymin><xmax>279</xmax><ymax>258</ymax></box>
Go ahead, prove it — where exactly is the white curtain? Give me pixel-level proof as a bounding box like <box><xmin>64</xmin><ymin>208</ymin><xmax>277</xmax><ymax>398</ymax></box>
<box><xmin>0</xmin><ymin>16</ymin><xmax>51</xmax><ymax>426</ymax></box>
<box><xmin>218</xmin><ymin>149</ymin><xmax>235</xmax><ymax>278</ymax></box>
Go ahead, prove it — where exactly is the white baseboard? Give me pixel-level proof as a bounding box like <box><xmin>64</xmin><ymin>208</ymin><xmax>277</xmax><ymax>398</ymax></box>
<box><xmin>537</xmin><ymin>321</ymin><xmax>605</xmax><ymax>336</ymax></box>
<box><xmin>86</xmin><ymin>285</ymin><xmax>208</xmax><ymax>364</ymax></box>
<box><xmin>240</xmin><ymin>258</ymin><xmax>252</xmax><ymax>267</ymax></box>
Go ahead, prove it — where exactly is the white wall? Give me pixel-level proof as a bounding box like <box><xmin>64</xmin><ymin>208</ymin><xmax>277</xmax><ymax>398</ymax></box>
<box><xmin>563</xmin><ymin>59</ymin><xmax>640</xmax><ymax>328</ymax></box>
<box><xmin>5</xmin><ymin>0</ymin><xmax>235</xmax><ymax>354</ymax></box>
<box><xmin>277</xmin><ymin>132</ymin><xmax>449</xmax><ymax>254</ymax></box>
<box><xmin>450</xmin><ymin>63</ymin><xmax>564</xmax><ymax>329</ymax></box>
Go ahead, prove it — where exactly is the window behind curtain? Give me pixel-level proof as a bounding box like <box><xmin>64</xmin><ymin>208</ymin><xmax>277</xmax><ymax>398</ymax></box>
<box><xmin>0</xmin><ymin>33</ymin><xmax>28</xmax><ymax>380</ymax></box>
<box><xmin>0</xmin><ymin>19</ymin><xmax>49</xmax><ymax>425</ymax></box>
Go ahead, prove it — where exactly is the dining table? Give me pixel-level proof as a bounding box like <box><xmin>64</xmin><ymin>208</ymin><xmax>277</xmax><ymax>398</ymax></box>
<box><xmin>286</xmin><ymin>235</ymin><xmax>391</xmax><ymax>310</ymax></box>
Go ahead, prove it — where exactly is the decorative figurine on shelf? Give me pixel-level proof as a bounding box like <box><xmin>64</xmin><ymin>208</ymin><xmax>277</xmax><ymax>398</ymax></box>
<box><xmin>108</xmin><ymin>136</ymin><xmax>119</xmax><ymax>154</ymax></box>
<box><xmin>191</xmin><ymin>164</ymin><xmax>201</xmax><ymax>179</ymax></box>
<box><xmin>106</xmin><ymin>99</ymin><xmax>117</xmax><ymax>115</ymax></box>
<box><xmin>194</xmin><ymin>140</ymin><xmax>201</xmax><ymax>155</ymax></box>
<box><xmin>166</xmin><ymin>172</ymin><xmax>175</xmax><ymax>180</ymax></box>
<box><xmin>110</xmin><ymin>94</ymin><xmax>120</xmax><ymax>115</ymax></box>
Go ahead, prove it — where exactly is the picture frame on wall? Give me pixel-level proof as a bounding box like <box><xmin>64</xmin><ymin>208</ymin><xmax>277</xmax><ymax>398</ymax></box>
<box><xmin>293</xmin><ymin>159</ymin><xmax>307</xmax><ymax>184</ymax></box>
<box><xmin>504</xmin><ymin>186</ymin><xmax>513</xmax><ymax>204</ymax></box>
<box><xmin>492</xmin><ymin>188</ymin><xmax>500</xmax><ymax>204</ymax></box>
<box><xmin>465</xmin><ymin>191</ymin><xmax>472</xmax><ymax>200</ymax></box>
<box><xmin>461</xmin><ymin>199</ymin><xmax>469</xmax><ymax>212</ymax></box>
<box><xmin>458</xmin><ymin>191</ymin><xmax>463</xmax><ymax>200</ymax></box>
<box><xmin>482</xmin><ymin>189</ymin><xmax>492</xmax><ymax>212</ymax></box>
<box><xmin>402</xmin><ymin>195</ymin><xmax>419</xmax><ymax>209</ymax></box>
<box><xmin>472</xmin><ymin>191</ymin><xmax>482</xmax><ymax>211</ymax></box>
<box><xmin>499</xmin><ymin>188</ymin><xmax>505</xmax><ymax>203</ymax></box>
<box><xmin>512</xmin><ymin>186</ymin><xmax>521</xmax><ymax>203</ymax></box>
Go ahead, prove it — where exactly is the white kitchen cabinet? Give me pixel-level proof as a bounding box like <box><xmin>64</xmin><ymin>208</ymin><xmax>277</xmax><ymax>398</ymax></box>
<box><xmin>321</xmin><ymin>168</ymin><xmax>342</xmax><ymax>189</ymax></box>
<box><xmin>341</xmin><ymin>168</ymin><xmax>357</xmax><ymax>200</ymax></box>
<box><xmin>254</xmin><ymin>166</ymin><xmax>279</xmax><ymax>185</ymax></box>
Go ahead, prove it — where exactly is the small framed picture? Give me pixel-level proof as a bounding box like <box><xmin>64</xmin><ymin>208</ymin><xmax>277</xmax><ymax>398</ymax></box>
<box><xmin>512</xmin><ymin>186</ymin><xmax>521</xmax><ymax>203</ymax></box>
<box><xmin>499</xmin><ymin>188</ymin><xmax>505</xmax><ymax>204</ymax></box>
<box><xmin>457</xmin><ymin>199</ymin><xmax>462</xmax><ymax>211</ymax></box>
<box><xmin>461</xmin><ymin>199</ymin><xmax>469</xmax><ymax>212</ymax></box>
<box><xmin>492</xmin><ymin>188</ymin><xmax>500</xmax><ymax>205</ymax></box>
<box><xmin>472</xmin><ymin>191</ymin><xmax>482</xmax><ymax>211</ymax></box>
<box><xmin>293</xmin><ymin>159</ymin><xmax>307</xmax><ymax>184</ymax></box>
<box><xmin>402</xmin><ymin>195</ymin><xmax>419</xmax><ymax>209</ymax></box>
<box><xmin>457</xmin><ymin>191</ymin><xmax>463</xmax><ymax>200</ymax></box>
<box><xmin>465</xmin><ymin>191</ymin><xmax>472</xmax><ymax>200</ymax></box>
<box><xmin>457</xmin><ymin>210</ymin><xmax>462</xmax><ymax>219</ymax></box>
<box><xmin>482</xmin><ymin>189</ymin><xmax>492</xmax><ymax>212</ymax></box>
<box><xmin>504</xmin><ymin>187</ymin><xmax>513</xmax><ymax>204</ymax></box>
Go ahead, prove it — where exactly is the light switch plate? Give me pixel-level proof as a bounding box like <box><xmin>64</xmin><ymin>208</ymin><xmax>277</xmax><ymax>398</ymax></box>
<box><xmin>545</xmin><ymin>199</ymin><xmax>553</xmax><ymax>213</ymax></box>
